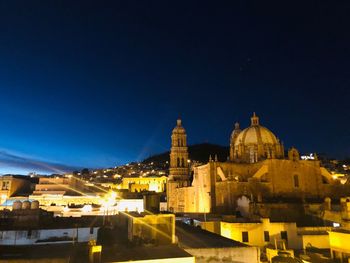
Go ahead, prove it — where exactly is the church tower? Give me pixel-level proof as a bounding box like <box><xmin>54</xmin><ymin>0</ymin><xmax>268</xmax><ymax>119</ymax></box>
<box><xmin>167</xmin><ymin>118</ymin><xmax>189</xmax><ymax>212</ymax></box>
<box><xmin>169</xmin><ymin>119</ymin><xmax>189</xmax><ymax>182</ymax></box>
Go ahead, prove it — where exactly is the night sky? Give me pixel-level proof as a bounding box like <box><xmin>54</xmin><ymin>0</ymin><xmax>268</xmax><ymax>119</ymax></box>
<box><xmin>0</xmin><ymin>1</ymin><xmax>349</xmax><ymax>174</ymax></box>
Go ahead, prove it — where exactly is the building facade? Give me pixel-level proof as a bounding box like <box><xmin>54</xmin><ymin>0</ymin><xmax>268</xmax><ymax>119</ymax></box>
<box><xmin>120</xmin><ymin>176</ymin><xmax>167</xmax><ymax>193</ymax></box>
<box><xmin>168</xmin><ymin>113</ymin><xmax>338</xmax><ymax>214</ymax></box>
<box><xmin>229</xmin><ymin>113</ymin><xmax>284</xmax><ymax>163</ymax></box>
<box><xmin>167</xmin><ymin>119</ymin><xmax>190</xmax><ymax>212</ymax></box>
<box><xmin>0</xmin><ymin>176</ymin><xmax>31</xmax><ymax>203</ymax></box>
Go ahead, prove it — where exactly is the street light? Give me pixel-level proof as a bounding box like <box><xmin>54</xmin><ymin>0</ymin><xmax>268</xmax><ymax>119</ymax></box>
<box><xmin>100</xmin><ymin>191</ymin><xmax>117</xmax><ymax>224</ymax></box>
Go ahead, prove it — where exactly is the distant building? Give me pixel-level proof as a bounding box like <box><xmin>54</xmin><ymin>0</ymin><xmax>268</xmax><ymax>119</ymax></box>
<box><xmin>32</xmin><ymin>176</ymin><xmax>84</xmax><ymax>195</ymax></box>
<box><xmin>168</xmin><ymin>114</ymin><xmax>340</xmax><ymax>213</ymax></box>
<box><xmin>0</xmin><ymin>175</ymin><xmax>32</xmax><ymax>202</ymax></box>
<box><xmin>120</xmin><ymin>175</ymin><xmax>167</xmax><ymax>193</ymax></box>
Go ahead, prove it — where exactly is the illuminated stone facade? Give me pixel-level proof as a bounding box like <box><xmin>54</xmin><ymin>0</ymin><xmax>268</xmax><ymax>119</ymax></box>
<box><xmin>169</xmin><ymin>114</ymin><xmax>338</xmax><ymax>214</ymax></box>
<box><xmin>167</xmin><ymin>119</ymin><xmax>190</xmax><ymax>212</ymax></box>
<box><xmin>120</xmin><ymin>176</ymin><xmax>167</xmax><ymax>193</ymax></box>
<box><xmin>230</xmin><ymin>113</ymin><xmax>284</xmax><ymax>163</ymax></box>
<box><xmin>0</xmin><ymin>176</ymin><xmax>31</xmax><ymax>203</ymax></box>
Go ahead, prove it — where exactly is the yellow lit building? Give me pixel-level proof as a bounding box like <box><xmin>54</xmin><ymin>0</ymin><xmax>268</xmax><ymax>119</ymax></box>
<box><xmin>0</xmin><ymin>175</ymin><xmax>31</xmax><ymax>203</ymax></box>
<box><xmin>167</xmin><ymin>119</ymin><xmax>190</xmax><ymax>212</ymax></box>
<box><xmin>120</xmin><ymin>176</ymin><xmax>167</xmax><ymax>193</ymax></box>
<box><xmin>199</xmin><ymin>217</ymin><xmax>333</xmax><ymax>252</ymax></box>
<box><xmin>201</xmin><ymin>218</ymin><xmax>299</xmax><ymax>249</ymax></box>
<box><xmin>168</xmin><ymin>114</ymin><xmax>339</xmax><ymax>213</ymax></box>
<box><xmin>329</xmin><ymin>229</ymin><xmax>350</xmax><ymax>262</ymax></box>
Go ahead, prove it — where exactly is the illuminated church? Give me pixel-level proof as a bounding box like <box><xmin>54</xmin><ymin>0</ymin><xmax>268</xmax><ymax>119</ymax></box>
<box><xmin>167</xmin><ymin>113</ymin><xmax>337</xmax><ymax>213</ymax></box>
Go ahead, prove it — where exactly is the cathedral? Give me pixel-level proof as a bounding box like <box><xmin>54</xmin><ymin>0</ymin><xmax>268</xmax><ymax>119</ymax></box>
<box><xmin>167</xmin><ymin>113</ymin><xmax>337</xmax><ymax>214</ymax></box>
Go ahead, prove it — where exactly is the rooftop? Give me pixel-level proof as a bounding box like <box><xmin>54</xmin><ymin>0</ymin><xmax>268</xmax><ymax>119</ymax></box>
<box><xmin>0</xmin><ymin>210</ymin><xmax>103</xmax><ymax>230</ymax></box>
<box><xmin>176</xmin><ymin>222</ymin><xmax>248</xmax><ymax>249</ymax></box>
<box><xmin>102</xmin><ymin>244</ymin><xmax>192</xmax><ymax>262</ymax></box>
<box><xmin>0</xmin><ymin>243</ymin><xmax>87</xmax><ymax>261</ymax></box>
<box><xmin>331</xmin><ymin>228</ymin><xmax>350</xmax><ymax>234</ymax></box>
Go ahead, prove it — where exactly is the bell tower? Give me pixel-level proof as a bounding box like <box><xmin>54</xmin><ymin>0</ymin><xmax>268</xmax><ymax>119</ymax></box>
<box><xmin>167</xmin><ymin>118</ymin><xmax>189</xmax><ymax>212</ymax></box>
<box><xmin>169</xmin><ymin>119</ymin><xmax>189</xmax><ymax>182</ymax></box>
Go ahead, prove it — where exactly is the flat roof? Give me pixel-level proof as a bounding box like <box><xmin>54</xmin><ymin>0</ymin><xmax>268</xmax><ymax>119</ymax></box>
<box><xmin>298</xmin><ymin>230</ymin><xmax>329</xmax><ymax>235</ymax></box>
<box><xmin>102</xmin><ymin>244</ymin><xmax>193</xmax><ymax>262</ymax></box>
<box><xmin>0</xmin><ymin>243</ymin><xmax>84</xmax><ymax>260</ymax></box>
<box><xmin>331</xmin><ymin>228</ymin><xmax>350</xmax><ymax>234</ymax></box>
<box><xmin>176</xmin><ymin>222</ymin><xmax>248</xmax><ymax>249</ymax></box>
<box><xmin>0</xmin><ymin>212</ymin><xmax>104</xmax><ymax>230</ymax></box>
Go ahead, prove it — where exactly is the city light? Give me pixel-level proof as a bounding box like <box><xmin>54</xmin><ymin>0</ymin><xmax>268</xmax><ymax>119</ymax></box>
<box><xmin>82</xmin><ymin>204</ymin><xmax>92</xmax><ymax>213</ymax></box>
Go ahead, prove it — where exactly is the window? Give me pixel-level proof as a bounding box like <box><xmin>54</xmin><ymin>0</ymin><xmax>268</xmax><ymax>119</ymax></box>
<box><xmin>90</xmin><ymin>227</ymin><xmax>94</xmax><ymax>234</ymax></box>
<box><xmin>293</xmin><ymin>175</ymin><xmax>299</xmax><ymax>188</ymax></box>
<box><xmin>177</xmin><ymin>158</ymin><xmax>180</xmax><ymax>167</ymax></box>
<box><xmin>242</xmin><ymin>231</ymin><xmax>249</xmax><ymax>242</ymax></box>
<box><xmin>17</xmin><ymin>231</ymin><xmax>26</xmax><ymax>239</ymax></box>
<box><xmin>264</xmin><ymin>231</ymin><xmax>270</xmax><ymax>242</ymax></box>
<box><xmin>32</xmin><ymin>230</ymin><xmax>39</xmax><ymax>239</ymax></box>
<box><xmin>1</xmin><ymin>181</ymin><xmax>9</xmax><ymax>190</ymax></box>
<box><xmin>280</xmin><ymin>231</ymin><xmax>288</xmax><ymax>241</ymax></box>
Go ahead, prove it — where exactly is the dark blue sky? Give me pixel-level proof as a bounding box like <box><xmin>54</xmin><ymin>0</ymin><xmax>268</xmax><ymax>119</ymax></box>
<box><xmin>0</xmin><ymin>1</ymin><xmax>349</xmax><ymax>174</ymax></box>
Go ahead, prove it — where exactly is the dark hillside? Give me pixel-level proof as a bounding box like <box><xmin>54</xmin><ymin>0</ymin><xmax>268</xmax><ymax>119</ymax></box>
<box><xmin>143</xmin><ymin>143</ymin><xmax>229</xmax><ymax>164</ymax></box>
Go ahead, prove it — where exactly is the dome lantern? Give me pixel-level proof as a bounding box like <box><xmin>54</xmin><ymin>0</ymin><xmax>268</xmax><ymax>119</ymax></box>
<box><xmin>251</xmin><ymin>112</ymin><xmax>259</xmax><ymax>126</ymax></box>
<box><xmin>231</xmin><ymin>113</ymin><xmax>284</xmax><ymax>163</ymax></box>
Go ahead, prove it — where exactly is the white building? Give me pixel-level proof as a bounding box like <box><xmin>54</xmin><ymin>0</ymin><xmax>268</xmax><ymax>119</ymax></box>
<box><xmin>0</xmin><ymin>227</ymin><xmax>98</xmax><ymax>245</ymax></box>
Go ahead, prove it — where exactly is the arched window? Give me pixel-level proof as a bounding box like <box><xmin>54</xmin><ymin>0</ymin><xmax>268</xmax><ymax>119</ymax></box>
<box><xmin>293</xmin><ymin>175</ymin><xmax>299</xmax><ymax>188</ymax></box>
<box><xmin>181</xmin><ymin>158</ymin><xmax>185</xmax><ymax>167</ymax></box>
<box><xmin>178</xmin><ymin>139</ymin><xmax>181</xmax><ymax>146</ymax></box>
<box><xmin>177</xmin><ymin>158</ymin><xmax>180</xmax><ymax>167</ymax></box>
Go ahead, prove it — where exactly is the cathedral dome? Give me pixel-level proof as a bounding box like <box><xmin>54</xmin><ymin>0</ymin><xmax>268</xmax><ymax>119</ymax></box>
<box><xmin>234</xmin><ymin>113</ymin><xmax>278</xmax><ymax>146</ymax></box>
<box><xmin>234</xmin><ymin>124</ymin><xmax>279</xmax><ymax>146</ymax></box>
<box><xmin>230</xmin><ymin>113</ymin><xmax>284</xmax><ymax>163</ymax></box>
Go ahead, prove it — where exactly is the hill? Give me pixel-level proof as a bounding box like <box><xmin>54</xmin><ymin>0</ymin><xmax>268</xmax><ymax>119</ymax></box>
<box><xmin>143</xmin><ymin>143</ymin><xmax>229</xmax><ymax>164</ymax></box>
